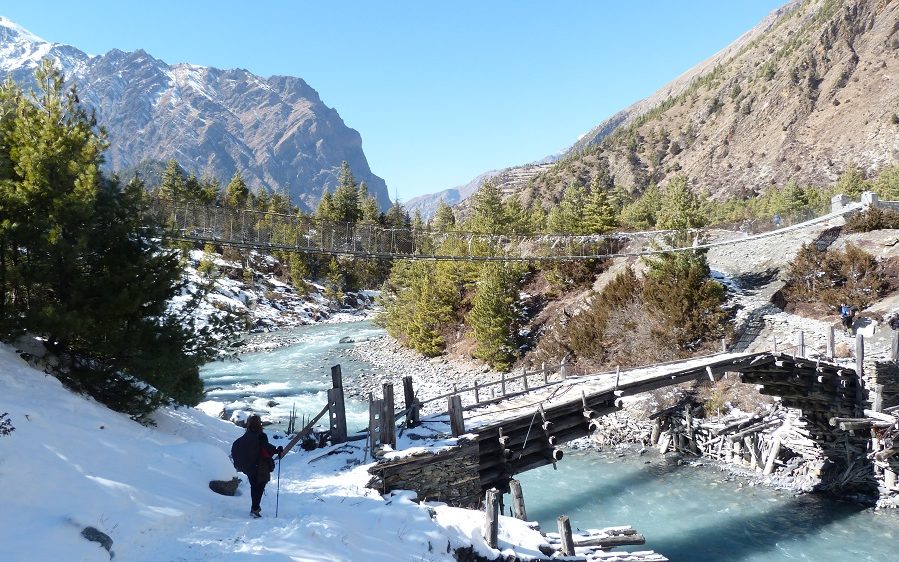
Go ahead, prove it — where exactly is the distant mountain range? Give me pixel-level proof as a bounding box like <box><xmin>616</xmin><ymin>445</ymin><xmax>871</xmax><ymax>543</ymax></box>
<box><xmin>0</xmin><ymin>16</ymin><xmax>390</xmax><ymax>211</ymax></box>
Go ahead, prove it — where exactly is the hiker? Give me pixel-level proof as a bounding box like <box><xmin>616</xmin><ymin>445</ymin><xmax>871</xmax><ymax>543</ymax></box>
<box><xmin>231</xmin><ymin>415</ymin><xmax>282</xmax><ymax>518</ymax></box>
<box><xmin>889</xmin><ymin>314</ymin><xmax>899</xmax><ymax>331</ymax></box>
<box><xmin>840</xmin><ymin>303</ymin><xmax>854</xmax><ymax>333</ymax></box>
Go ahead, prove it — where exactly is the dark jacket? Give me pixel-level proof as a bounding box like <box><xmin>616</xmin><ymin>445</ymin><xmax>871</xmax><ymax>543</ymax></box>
<box><xmin>231</xmin><ymin>429</ymin><xmax>276</xmax><ymax>482</ymax></box>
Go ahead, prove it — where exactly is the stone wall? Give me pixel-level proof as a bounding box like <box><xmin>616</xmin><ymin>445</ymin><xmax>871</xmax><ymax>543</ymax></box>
<box><xmin>367</xmin><ymin>438</ymin><xmax>482</xmax><ymax>508</ymax></box>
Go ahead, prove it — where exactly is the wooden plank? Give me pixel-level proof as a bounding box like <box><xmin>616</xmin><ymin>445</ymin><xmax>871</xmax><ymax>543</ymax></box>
<box><xmin>281</xmin><ymin>402</ymin><xmax>330</xmax><ymax>455</ymax></box>
<box><xmin>403</xmin><ymin>376</ymin><xmax>420</xmax><ymax>428</ymax></box>
<box><xmin>827</xmin><ymin>326</ymin><xmax>835</xmax><ymax>359</ymax></box>
<box><xmin>763</xmin><ymin>437</ymin><xmax>781</xmax><ymax>475</ymax></box>
<box><xmin>856</xmin><ymin>335</ymin><xmax>865</xmax><ymax>412</ymax></box>
<box><xmin>369</xmin><ymin>397</ymin><xmax>382</xmax><ymax>452</ymax></box>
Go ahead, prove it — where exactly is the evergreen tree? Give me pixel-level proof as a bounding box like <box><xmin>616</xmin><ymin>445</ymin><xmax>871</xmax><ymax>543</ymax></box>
<box><xmin>467</xmin><ymin>263</ymin><xmax>518</xmax><ymax>370</ymax></box>
<box><xmin>642</xmin><ymin>250</ymin><xmax>726</xmax><ymax>350</ymax></box>
<box><xmin>835</xmin><ymin>163</ymin><xmax>871</xmax><ymax>197</ymax></box>
<box><xmin>199</xmin><ymin>176</ymin><xmax>221</xmax><ymax>205</ymax></box>
<box><xmin>359</xmin><ymin>184</ymin><xmax>382</xmax><ymax>224</ymax></box>
<box><xmin>620</xmin><ymin>184</ymin><xmax>660</xmax><ymax>229</ymax></box>
<box><xmin>254</xmin><ymin>188</ymin><xmax>272</xmax><ymax>212</ymax></box>
<box><xmin>324</xmin><ymin>257</ymin><xmax>345</xmax><ymax>303</ymax></box>
<box><xmin>0</xmin><ymin>61</ymin><xmax>224</xmax><ymax>417</ymax></box>
<box><xmin>656</xmin><ymin>176</ymin><xmax>705</xmax><ymax>230</ymax></box>
<box><xmin>432</xmin><ymin>200</ymin><xmax>456</xmax><ymax>231</ymax></box>
<box><xmin>332</xmin><ymin>161</ymin><xmax>360</xmax><ymax>223</ymax></box>
<box><xmin>873</xmin><ymin>164</ymin><xmax>899</xmax><ymax>200</ymax></box>
<box><xmin>467</xmin><ymin>182</ymin><xmax>507</xmax><ymax>234</ymax></box>
<box><xmin>385</xmin><ymin>200</ymin><xmax>408</xmax><ymax>228</ymax></box>
<box><xmin>411</xmin><ymin>209</ymin><xmax>425</xmax><ymax>231</ymax></box>
<box><xmin>225</xmin><ymin>171</ymin><xmax>250</xmax><ymax>207</ymax></box>
<box><xmin>547</xmin><ymin>183</ymin><xmax>586</xmax><ymax>234</ymax></box>
<box><xmin>184</xmin><ymin>173</ymin><xmax>203</xmax><ymax>203</ymax></box>
<box><xmin>583</xmin><ymin>178</ymin><xmax>617</xmax><ymax>234</ymax></box>
<box><xmin>316</xmin><ymin>191</ymin><xmax>337</xmax><ymax>222</ymax></box>
<box><xmin>157</xmin><ymin>160</ymin><xmax>185</xmax><ymax>201</ymax></box>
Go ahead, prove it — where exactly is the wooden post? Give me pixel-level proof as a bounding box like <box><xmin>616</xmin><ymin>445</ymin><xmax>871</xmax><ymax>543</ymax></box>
<box><xmin>449</xmin><ymin>395</ymin><xmax>465</xmax><ymax>437</ymax></box>
<box><xmin>827</xmin><ymin>326</ymin><xmax>835</xmax><ymax>359</ymax></box>
<box><xmin>892</xmin><ymin>330</ymin><xmax>899</xmax><ymax>362</ymax></box>
<box><xmin>560</xmin><ymin>358</ymin><xmax>567</xmax><ymax>381</ymax></box>
<box><xmin>558</xmin><ymin>515</ymin><xmax>575</xmax><ymax>556</ymax></box>
<box><xmin>763</xmin><ymin>437</ymin><xmax>781</xmax><ymax>475</ymax></box>
<box><xmin>402</xmin><ymin>376</ymin><xmax>419</xmax><ymax>428</ymax></box>
<box><xmin>873</xmin><ymin>383</ymin><xmax>884</xmax><ymax>413</ymax></box>
<box><xmin>484</xmin><ymin>488</ymin><xmax>500</xmax><ymax>548</ymax></box>
<box><xmin>501</xmin><ymin>372</ymin><xmax>506</xmax><ymax>396</ymax></box>
<box><xmin>651</xmin><ymin>419</ymin><xmax>661</xmax><ymax>446</ymax></box>
<box><xmin>685</xmin><ymin>405</ymin><xmax>697</xmax><ymax>454</ymax></box>
<box><xmin>797</xmin><ymin>330</ymin><xmax>805</xmax><ymax>358</ymax></box>
<box><xmin>542</xmin><ymin>362</ymin><xmax>548</xmax><ymax>385</ymax></box>
<box><xmin>369</xmin><ymin>395</ymin><xmax>382</xmax><ymax>453</ymax></box>
<box><xmin>721</xmin><ymin>338</ymin><xmax>727</xmax><ymax>353</ymax></box>
<box><xmin>474</xmin><ymin>380</ymin><xmax>480</xmax><ymax>404</ymax></box>
<box><xmin>614</xmin><ymin>365</ymin><xmax>621</xmax><ymax>390</ymax></box>
<box><xmin>380</xmin><ymin>382</ymin><xmax>396</xmax><ymax>447</ymax></box>
<box><xmin>523</xmin><ymin>373</ymin><xmax>529</xmax><ymax>391</ymax></box>
<box><xmin>328</xmin><ymin>388</ymin><xmax>348</xmax><ymax>444</ymax></box>
<box><xmin>773</xmin><ymin>336</ymin><xmax>777</xmax><ymax>353</ymax></box>
<box><xmin>509</xmin><ymin>479</ymin><xmax>527</xmax><ymax>521</ymax></box>
<box><xmin>331</xmin><ymin>364</ymin><xmax>343</xmax><ymax>389</ymax></box>
<box><xmin>856</xmin><ymin>335</ymin><xmax>866</xmax><ymax>410</ymax></box>
<box><xmin>329</xmin><ymin>365</ymin><xmax>347</xmax><ymax>444</ymax></box>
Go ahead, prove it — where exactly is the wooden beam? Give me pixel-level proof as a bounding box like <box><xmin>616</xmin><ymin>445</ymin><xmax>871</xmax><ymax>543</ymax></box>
<box><xmin>558</xmin><ymin>516</ymin><xmax>575</xmax><ymax>556</ymax></box>
<box><xmin>484</xmin><ymin>488</ymin><xmax>499</xmax><ymax>548</ymax></box>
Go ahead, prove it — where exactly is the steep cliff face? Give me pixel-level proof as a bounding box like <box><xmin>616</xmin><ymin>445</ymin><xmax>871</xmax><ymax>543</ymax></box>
<box><xmin>527</xmin><ymin>0</ymin><xmax>899</xmax><ymax>204</ymax></box>
<box><xmin>0</xmin><ymin>17</ymin><xmax>390</xmax><ymax>211</ymax></box>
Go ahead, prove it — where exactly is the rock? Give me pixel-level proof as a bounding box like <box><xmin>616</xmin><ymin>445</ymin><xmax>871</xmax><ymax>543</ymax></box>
<box><xmin>339</xmin><ymin>336</ymin><xmax>354</xmax><ymax>344</ymax></box>
<box><xmin>81</xmin><ymin>526</ymin><xmax>113</xmax><ymax>558</ymax></box>
<box><xmin>209</xmin><ymin>477</ymin><xmax>241</xmax><ymax>496</ymax></box>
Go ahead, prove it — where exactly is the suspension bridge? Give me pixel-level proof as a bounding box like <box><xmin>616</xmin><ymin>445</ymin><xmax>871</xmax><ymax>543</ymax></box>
<box><xmin>147</xmin><ymin>197</ymin><xmax>861</xmax><ymax>262</ymax></box>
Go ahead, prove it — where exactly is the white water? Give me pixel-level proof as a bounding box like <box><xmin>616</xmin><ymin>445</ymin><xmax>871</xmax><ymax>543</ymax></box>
<box><xmin>200</xmin><ymin>322</ymin><xmax>383</xmax><ymax>432</ymax></box>
<box><xmin>201</xmin><ymin>323</ymin><xmax>899</xmax><ymax>561</ymax></box>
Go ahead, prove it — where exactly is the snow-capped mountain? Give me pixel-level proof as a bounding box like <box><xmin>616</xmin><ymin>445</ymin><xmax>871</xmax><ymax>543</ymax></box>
<box><xmin>0</xmin><ymin>16</ymin><xmax>390</xmax><ymax>211</ymax></box>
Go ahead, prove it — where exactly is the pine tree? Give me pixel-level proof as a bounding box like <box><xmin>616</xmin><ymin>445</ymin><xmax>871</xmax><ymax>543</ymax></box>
<box><xmin>620</xmin><ymin>184</ymin><xmax>661</xmax><ymax>229</ymax></box>
<box><xmin>385</xmin><ymin>200</ymin><xmax>408</xmax><ymax>228</ymax></box>
<box><xmin>184</xmin><ymin>173</ymin><xmax>203</xmax><ymax>203</ymax></box>
<box><xmin>656</xmin><ymin>175</ymin><xmax>705</xmax><ymax>231</ymax></box>
<box><xmin>547</xmin><ymin>183</ymin><xmax>586</xmax><ymax>234</ymax></box>
<box><xmin>583</xmin><ymin>178</ymin><xmax>617</xmax><ymax>234</ymax></box>
<box><xmin>467</xmin><ymin>263</ymin><xmax>518</xmax><ymax>370</ymax></box>
<box><xmin>467</xmin><ymin>182</ymin><xmax>507</xmax><ymax>234</ymax></box>
<box><xmin>835</xmin><ymin>163</ymin><xmax>871</xmax><ymax>197</ymax></box>
<box><xmin>316</xmin><ymin>191</ymin><xmax>337</xmax><ymax>222</ymax></box>
<box><xmin>642</xmin><ymin>250</ymin><xmax>726</xmax><ymax>351</ymax></box>
<box><xmin>332</xmin><ymin>161</ymin><xmax>360</xmax><ymax>223</ymax></box>
<box><xmin>432</xmin><ymin>200</ymin><xmax>456</xmax><ymax>231</ymax></box>
<box><xmin>359</xmin><ymin>182</ymin><xmax>382</xmax><ymax>224</ymax></box>
<box><xmin>325</xmin><ymin>257</ymin><xmax>345</xmax><ymax>303</ymax></box>
<box><xmin>225</xmin><ymin>171</ymin><xmax>250</xmax><ymax>207</ymax></box>
<box><xmin>157</xmin><ymin>160</ymin><xmax>185</xmax><ymax>201</ymax></box>
<box><xmin>0</xmin><ymin>61</ymin><xmax>225</xmax><ymax>416</ymax></box>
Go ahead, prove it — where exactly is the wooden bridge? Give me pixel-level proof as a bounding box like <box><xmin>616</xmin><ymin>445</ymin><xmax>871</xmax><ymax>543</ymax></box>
<box><xmin>278</xmin><ymin>331</ymin><xmax>876</xmax><ymax>506</ymax></box>
<box><xmin>145</xmin><ymin>197</ymin><xmax>858</xmax><ymax>262</ymax></box>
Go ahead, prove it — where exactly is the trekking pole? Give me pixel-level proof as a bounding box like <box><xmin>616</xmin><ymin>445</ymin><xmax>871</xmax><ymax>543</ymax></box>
<box><xmin>275</xmin><ymin>456</ymin><xmax>282</xmax><ymax>518</ymax></box>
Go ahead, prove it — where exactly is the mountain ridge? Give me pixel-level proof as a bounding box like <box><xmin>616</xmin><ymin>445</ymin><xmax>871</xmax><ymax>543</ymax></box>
<box><xmin>0</xmin><ymin>16</ymin><xmax>390</xmax><ymax>211</ymax></box>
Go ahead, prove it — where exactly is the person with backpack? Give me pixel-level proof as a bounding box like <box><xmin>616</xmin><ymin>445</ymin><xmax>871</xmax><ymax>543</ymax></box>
<box><xmin>231</xmin><ymin>415</ymin><xmax>282</xmax><ymax>518</ymax></box>
<box><xmin>840</xmin><ymin>303</ymin><xmax>853</xmax><ymax>333</ymax></box>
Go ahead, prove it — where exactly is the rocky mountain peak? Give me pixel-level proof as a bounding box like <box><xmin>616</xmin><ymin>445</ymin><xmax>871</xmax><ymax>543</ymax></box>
<box><xmin>0</xmin><ymin>17</ymin><xmax>390</xmax><ymax>211</ymax></box>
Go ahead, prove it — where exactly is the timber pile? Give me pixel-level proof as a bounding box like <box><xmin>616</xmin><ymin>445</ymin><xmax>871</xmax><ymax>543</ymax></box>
<box><xmin>542</xmin><ymin>527</ymin><xmax>667</xmax><ymax>561</ymax></box>
<box><xmin>866</xmin><ymin>404</ymin><xmax>899</xmax><ymax>507</ymax></box>
<box><xmin>652</xmin><ymin>404</ymin><xmax>828</xmax><ymax>487</ymax></box>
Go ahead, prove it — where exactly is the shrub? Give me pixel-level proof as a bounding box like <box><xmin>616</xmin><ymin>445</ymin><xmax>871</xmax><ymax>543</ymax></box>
<box><xmin>784</xmin><ymin>243</ymin><xmax>887</xmax><ymax>308</ymax></box>
<box><xmin>0</xmin><ymin>412</ymin><xmax>14</xmax><ymax>436</ymax></box>
<box><xmin>844</xmin><ymin>207</ymin><xmax>899</xmax><ymax>232</ymax></box>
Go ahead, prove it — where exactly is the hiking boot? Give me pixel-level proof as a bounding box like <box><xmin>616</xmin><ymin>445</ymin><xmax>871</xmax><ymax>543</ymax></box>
<box><xmin>250</xmin><ymin>509</ymin><xmax>262</xmax><ymax>518</ymax></box>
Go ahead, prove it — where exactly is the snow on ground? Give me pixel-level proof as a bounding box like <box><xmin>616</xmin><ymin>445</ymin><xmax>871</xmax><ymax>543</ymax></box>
<box><xmin>0</xmin><ymin>342</ymin><xmax>551</xmax><ymax>561</ymax></box>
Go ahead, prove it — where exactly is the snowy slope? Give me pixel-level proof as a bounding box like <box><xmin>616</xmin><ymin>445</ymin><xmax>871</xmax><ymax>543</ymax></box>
<box><xmin>0</xmin><ymin>342</ymin><xmax>547</xmax><ymax>561</ymax></box>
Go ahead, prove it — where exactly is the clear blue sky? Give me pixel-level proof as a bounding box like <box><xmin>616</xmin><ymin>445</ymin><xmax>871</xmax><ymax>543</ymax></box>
<box><xmin>3</xmin><ymin>1</ymin><xmax>786</xmax><ymax>202</ymax></box>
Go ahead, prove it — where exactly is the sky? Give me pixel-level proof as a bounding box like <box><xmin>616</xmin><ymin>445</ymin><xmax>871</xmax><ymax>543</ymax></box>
<box><xmin>2</xmin><ymin>1</ymin><xmax>787</xmax><ymax>202</ymax></box>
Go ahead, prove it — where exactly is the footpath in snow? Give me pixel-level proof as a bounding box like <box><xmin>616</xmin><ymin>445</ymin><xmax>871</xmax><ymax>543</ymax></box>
<box><xmin>0</xmin><ymin>342</ymin><xmax>555</xmax><ymax>562</ymax></box>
